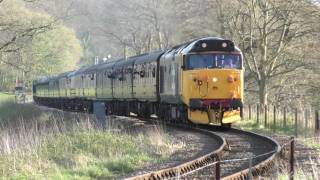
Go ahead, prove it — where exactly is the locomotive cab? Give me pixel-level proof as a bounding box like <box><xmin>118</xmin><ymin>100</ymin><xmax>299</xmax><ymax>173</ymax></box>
<box><xmin>180</xmin><ymin>38</ymin><xmax>244</xmax><ymax>125</ymax></box>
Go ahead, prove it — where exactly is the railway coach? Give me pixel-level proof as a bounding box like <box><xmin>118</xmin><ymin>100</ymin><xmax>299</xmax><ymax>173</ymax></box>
<box><xmin>33</xmin><ymin>37</ymin><xmax>244</xmax><ymax>126</ymax></box>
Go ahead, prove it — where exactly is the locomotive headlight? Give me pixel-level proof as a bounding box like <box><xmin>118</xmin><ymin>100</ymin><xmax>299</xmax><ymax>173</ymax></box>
<box><xmin>201</xmin><ymin>43</ymin><xmax>207</xmax><ymax>48</ymax></box>
<box><xmin>212</xmin><ymin>77</ymin><xmax>218</xmax><ymax>83</ymax></box>
<box><xmin>222</xmin><ymin>42</ymin><xmax>227</xmax><ymax>48</ymax></box>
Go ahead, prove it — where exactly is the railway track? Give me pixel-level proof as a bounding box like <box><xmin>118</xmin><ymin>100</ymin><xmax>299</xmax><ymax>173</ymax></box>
<box><xmin>125</xmin><ymin>123</ymin><xmax>227</xmax><ymax>180</ymax></box>
<box><xmin>34</xmin><ymin>104</ymin><xmax>281</xmax><ymax>179</ymax></box>
<box><xmin>127</xmin><ymin>124</ymin><xmax>281</xmax><ymax>180</ymax></box>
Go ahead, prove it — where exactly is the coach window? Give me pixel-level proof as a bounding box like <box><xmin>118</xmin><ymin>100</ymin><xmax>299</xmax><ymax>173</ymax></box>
<box><xmin>140</xmin><ymin>64</ymin><xmax>146</xmax><ymax>78</ymax></box>
<box><xmin>152</xmin><ymin>65</ymin><xmax>156</xmax><ymax>78</ymax></box>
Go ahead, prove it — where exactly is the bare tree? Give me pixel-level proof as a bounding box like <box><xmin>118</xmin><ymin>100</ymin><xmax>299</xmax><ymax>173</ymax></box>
<box><xmin>220</xmin><ymin>0</ymin><xmax>320</xmax><ymax>105</ymax></box>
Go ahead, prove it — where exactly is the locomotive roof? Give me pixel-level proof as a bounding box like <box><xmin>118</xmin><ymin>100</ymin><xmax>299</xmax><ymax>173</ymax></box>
<box><xmin>181</xmin><ymin>37</ymin><xmax>240</xmax><ymax>54</ymax></box>
<box><xmin>167</xmin><ymin>37</ymin><xmax>240</xmax><ymax>54</ymax></box>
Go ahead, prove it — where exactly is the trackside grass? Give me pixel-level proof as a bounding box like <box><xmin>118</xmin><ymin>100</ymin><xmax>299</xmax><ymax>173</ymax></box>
<box><xmin>236</xmin><ymin>119</ymin><xmax>320</xmax><ymax>149</ymax></box>
<box><xmin>0</xmin><ymin>92</ymin><xmax>15</xmax><ymax>103</ymax></box>
<box><xmin>236</xmin><ymin>119</ymin><xmax>320</xmax><ymax>179</ymax></box>
<box><xmin>0</xmin><ymin>100</ymin><xmax>185</xmax><ymax>179</ymax></box>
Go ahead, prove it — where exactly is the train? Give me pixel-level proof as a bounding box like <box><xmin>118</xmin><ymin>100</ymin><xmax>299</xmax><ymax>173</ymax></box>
<box><xmin>33</xmin><ymin>37</ymin><xmax>244</xmax><ymax>126</ymax></box>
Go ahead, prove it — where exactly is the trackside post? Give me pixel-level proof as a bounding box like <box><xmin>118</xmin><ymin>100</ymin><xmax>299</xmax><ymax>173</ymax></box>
<box><xmin>315</xmin><ymin>110</ymin><xmax>320</xmax><ymax>134</ymax></box>
<box><xmin>215</xmin><ymin>161</ymin><xmax>220</xmax><ymax>180</ymax></box>
<box><xmin>290</xmin><ymin>137</ymin><xmax>294</xmax><ymax>180</ymax></box>
<box><xmin>248</xmin><ymin>157</ymin><xmax>253</xmax><ymax>180</ymax></box>
<box><xmin>93</xmin><ymin>102</ymin><xmax>106</xmax><ymax>128</ymax></box>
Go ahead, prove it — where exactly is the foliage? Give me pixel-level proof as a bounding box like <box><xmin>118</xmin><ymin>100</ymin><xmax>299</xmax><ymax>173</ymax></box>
<box><xmin>1</xmin><ymin>0</ymin><xmax>320</xmax><ymax>107</ymax></box>
<box><xmin>65</xmin><ymin>0</ymin><xmax>320</xmax><ymax>108</ymax></box>
<box><xmin>78</xmin><ymin>31</ymin><xmax>95</xmax><ymax>67</ymax></box>
<box><xmin>0</xmin><ymin>0</ymin><xmax>82</xmax><ymax>90</ymax></box>
<box><xmin>27</xmin><ymin>25</ymin><xmax>82</xmax><ymax>75</ymax></box>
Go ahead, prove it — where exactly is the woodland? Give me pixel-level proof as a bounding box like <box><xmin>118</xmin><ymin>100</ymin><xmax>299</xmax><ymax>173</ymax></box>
<box><xmin>0</xmin><ymin>0</ymin><xmax>319</xmax><ymax>108</ymax></box>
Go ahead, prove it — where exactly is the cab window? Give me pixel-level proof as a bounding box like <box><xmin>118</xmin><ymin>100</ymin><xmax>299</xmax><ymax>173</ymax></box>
<box><xmin>185</xmin><ymin>54</ymin><xmax>214</xmax><ymax>69</ymax></box>
<box><xmin>216</xmin><ymin>55</ymin><xmax>241</xmax><ymax>69</ymax></box>
<box><xmin>185</xmin><ymin>54</ymin><xmax>241</xmax><ymax>70</ymax></box>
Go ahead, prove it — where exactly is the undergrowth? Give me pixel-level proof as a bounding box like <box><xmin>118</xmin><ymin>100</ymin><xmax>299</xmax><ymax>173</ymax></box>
<box><xmin>0</xmin><ymin>99</ymin><xmax>183</xmax><ymax>179</ymax></box>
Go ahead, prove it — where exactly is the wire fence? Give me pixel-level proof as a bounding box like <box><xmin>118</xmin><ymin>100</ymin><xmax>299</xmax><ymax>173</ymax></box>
<box><xmin>166</xmin><ymin>149</ymin><xmax>281</xmax><ymax>180</ymax></box>
<box><xmin>166</xmin><ymin>136</ymin><xmax>319</xmax><ymax>180</ymax></box>
<box><xmin>243</xmin><ymin>104</ymin><xmax>320</xmax><ymax>138</ymax></box>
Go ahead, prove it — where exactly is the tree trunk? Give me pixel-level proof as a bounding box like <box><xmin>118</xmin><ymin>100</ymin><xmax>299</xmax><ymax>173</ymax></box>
<box><xmin>258</xmin><ymin>79</ymin><xmax>268</xmax><ymax>106</ymax></box>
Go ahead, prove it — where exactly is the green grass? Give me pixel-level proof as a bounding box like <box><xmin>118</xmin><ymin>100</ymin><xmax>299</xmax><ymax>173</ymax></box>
<box><xmin>1</xmin><ymin>131</ymin><xmax>163</xmax><ymax>179</ymax></box>
<box><xmin>236</xmin><ymin>119</ymin><xmax>320</xmax><ymax>150</ymax></box>
<box><xmin>0</xmin><ymin>101</ymin><xmax>43</xmax><ymax>123</ymax></box>
<box><xmin>235</xmin><ymin>119</ymin><xmax>296</xmax><ymax>136</ymax></box>
<box><xmin>0</xmin><ymin>92</ymin><xmax>15</xmax><ymax>103</ymax></box>
<box><xmin>0</xmin><ymin>103</ymin><xmax>184</xmax><ymax>179</ymax></box>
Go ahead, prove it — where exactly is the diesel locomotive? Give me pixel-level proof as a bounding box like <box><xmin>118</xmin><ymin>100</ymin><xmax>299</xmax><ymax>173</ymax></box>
<box><xmin>33</xmin><ymin>37</ymin><xmax>244</xmax><ymax>126</ymax></box>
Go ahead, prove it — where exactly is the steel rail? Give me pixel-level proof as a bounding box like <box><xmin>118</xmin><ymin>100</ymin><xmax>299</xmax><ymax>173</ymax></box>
<box><xmin>125</xmin><ymin>126</ymin><xmax>227</xmax><ymax>180</ymax></box>
<box><xmin>211</xmin><ymin>128</ymin><xmax>281</xmax><ymax>180</ymax></box>
<box><xmin>220</xmin><ymin>127</ymin><xmax>281</xmax><ymax>180</ymax></box>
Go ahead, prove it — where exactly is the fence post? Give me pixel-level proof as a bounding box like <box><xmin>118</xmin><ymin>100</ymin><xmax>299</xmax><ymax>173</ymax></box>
<box><xmin>283</xmin><ymin>107</ymin><xmax>287</xmax><ymax>128</ymax></box>
<box><xmin>249</xmin><ymin>104</ymin><xmax>252</xmax><ymax>120</ymax></box>
<box><xmin>248</xmin><ymin>157</ymin><xmax>253</xmax><ymax>180</ymax></box>
<box><xmin>216</xmin><ymin>161</ymin><xmax>220</xmax><ymax>180</ymax></box>
<box><xmin>273</xmin><ymin>105</ymin><xmax>276</xmax><ymax>131</ymax></box>
<box><xmin>257</xmin><ymin>104</ymin><xmax>260</xmax><ymax>124</ymax></box>
<box><xmin>176</xmin><ymin>169</ymin><xmax>180</xmax><ymax>180</ymax></box>
<box><xmin>264</xmin><ymin>104</ymin><xmax>268</xmax><ymax>128</ymax></box>
<box><xmin>290</xmin><ymin>137</ymin><xmax>295</xmax><ymax>180</ymax></box>
<box><xmin>295</xmin><ymin>109</ymin><xmax>298</xmax><ymax>137</ymax></box>
<box><xmin>315</xmin><ymin>110</ymin><xmax>320</xmax><ymax>134</ymax></box>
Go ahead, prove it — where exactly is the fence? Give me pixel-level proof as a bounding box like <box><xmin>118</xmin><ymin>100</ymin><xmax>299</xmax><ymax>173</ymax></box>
<box><xmin>243</xmin><ymin>104</ymin><xmax>320</xmax><ymax>137</ymax></box>
<box><xmin>167</xmin><ymin>138</ymin><xmax>295</xmax><ymax>179</ymax></box>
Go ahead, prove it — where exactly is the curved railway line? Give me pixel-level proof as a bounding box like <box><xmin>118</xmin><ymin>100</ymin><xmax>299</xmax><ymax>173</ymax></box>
<box><xmin>127</xmin><ymin>123</ymin><xmax>281</xmax><ymax>180</ymax></box>
<box><xmin>34</xmin><ymin>104</ymin><xmax>281</xmax><ymax>179</ymax></box>
<box><xmin>125</xmin><ymin>125</ymin><xmax>227</xmax><ymax>180</ymax></box>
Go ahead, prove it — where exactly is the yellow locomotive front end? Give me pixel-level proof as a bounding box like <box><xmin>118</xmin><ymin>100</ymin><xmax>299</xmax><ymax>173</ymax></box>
<box><xmin>180</xmin><ymin>38</ymin><xmax>243</xmax><ymax>126</ymax></box>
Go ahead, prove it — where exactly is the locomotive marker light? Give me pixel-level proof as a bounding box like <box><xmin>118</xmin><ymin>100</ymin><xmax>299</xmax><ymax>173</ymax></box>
<box><xmin>201</xmin><ymin>42</ymin><xmax>207</xmax><ymax>48</ymax></box>
<box><xmin>222</xmin><ymin>42</ymin><xmax>228</xmax><ymax>48</ymax></box>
